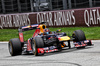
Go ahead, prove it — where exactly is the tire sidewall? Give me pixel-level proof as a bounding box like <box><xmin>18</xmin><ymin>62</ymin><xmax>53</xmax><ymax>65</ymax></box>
<box><xmin>8</xmin><ymin>38</ymin><xmax>22</xmax><ymax>56</ymax></box>
<box><xmin>32</xmin><ymin>39</ymin><xmax>38</xmax><ymax>56</ymax></box>
<box><xmin>32</xmin><ymin>37</ymin><xmax>44</xmax><ymax>56</ymax></box>
<box><xmin>73</xmin><ymin>30</ymin><xmax>86</xmax><ymax>42</ymax></box>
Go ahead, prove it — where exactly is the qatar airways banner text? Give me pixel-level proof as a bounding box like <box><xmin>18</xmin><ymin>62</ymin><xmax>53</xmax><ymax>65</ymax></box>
<box><xmin>0</xmin><ymin>7</ymin><xmax>100</xmax><ymax>29</ymax></box>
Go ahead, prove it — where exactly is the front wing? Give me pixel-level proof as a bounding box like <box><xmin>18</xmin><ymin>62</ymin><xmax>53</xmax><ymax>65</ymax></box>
<box><xmin>73</xmin><ymin>40</ymin><xmax>93</xmax><ymax>48</ymax></box>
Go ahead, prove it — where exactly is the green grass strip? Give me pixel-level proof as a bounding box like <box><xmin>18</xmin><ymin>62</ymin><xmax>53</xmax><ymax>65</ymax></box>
<box><xmin>0</xmin><ymin>27</ymin><xmax>100</xmax><ymax>41</ymax></box>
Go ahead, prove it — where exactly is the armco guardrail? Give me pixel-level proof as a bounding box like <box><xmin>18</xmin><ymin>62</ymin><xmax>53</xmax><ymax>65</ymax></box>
<box><xmin>0</xmin><ymin>7</ymin><xmax>100</xmax><ymax>29</ymax></box>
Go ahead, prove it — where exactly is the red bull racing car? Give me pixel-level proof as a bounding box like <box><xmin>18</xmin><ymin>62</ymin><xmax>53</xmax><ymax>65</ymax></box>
<box><xmin>8</xmin><ymin>22</ymin><xmax>93</xmax><ymax>56</ymax></box>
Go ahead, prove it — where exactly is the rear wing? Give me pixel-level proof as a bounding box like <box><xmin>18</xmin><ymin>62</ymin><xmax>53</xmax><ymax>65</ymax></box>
<box><xmin>19</xmin><ymin>22</ymin><xmax>47</xmax><ymax>32</ymax></box>
<box><xmin>19</xmin><ymin>24</ymin><xmax>39</xmax><ymax>32</ymax></box>
<box><xmin>18</xmin><ymin>22</ymin><xmax>47</xmax><ymax>43</ymax></box>
<box><xmin>18</xmin><ymin>24</ymin><xmax>39</xmax><ymax>43</ymax></box>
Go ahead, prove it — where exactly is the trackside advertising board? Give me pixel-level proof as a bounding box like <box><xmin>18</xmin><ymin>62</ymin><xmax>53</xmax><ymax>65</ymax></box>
<box><xmin>0</xmin><ymin>7</ymin><xmax>100</xmax><ymax>29</ymax></box>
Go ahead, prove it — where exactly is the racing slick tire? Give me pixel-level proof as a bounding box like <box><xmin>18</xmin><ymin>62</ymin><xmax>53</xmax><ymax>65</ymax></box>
<box><xmin>32</xmin><ymin>37</ymin><xmax>44</xmax><ymax>56</ymax></box>
<box><xmin>77</xmin><ymin>46</ymin><xmax>85</xmax><ymax>49</ymax></box>
<box><xmin>72</xmin><ymin>30</ymin><xmax>86</xmax><ymax>42</ymax></box>
<box><xmin>8</xmin><ymin>38</ymin><xmax>22</xmax><ymax>56</ymax></box>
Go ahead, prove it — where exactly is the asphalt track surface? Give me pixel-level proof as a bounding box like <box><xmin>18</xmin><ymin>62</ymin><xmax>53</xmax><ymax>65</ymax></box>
<box><xmin>0</xmin><ymin>40</ymin><xmax>100</xmax><ymax>66</ymax></box>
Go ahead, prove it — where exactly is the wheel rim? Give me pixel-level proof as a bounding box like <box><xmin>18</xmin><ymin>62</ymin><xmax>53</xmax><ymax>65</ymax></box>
<box><xmin>32</xmin><ymin>42</ymin><xmax>36</xmax><ymax>54</ymax></box>
<box><xmin>33</xmin><ymin>44</ymin><xmax>35</xmax><ymax>53</ymax></box>
<box><xmin>9</xmin><ymin>43</ymin><xmax>13</xmax><ymax>55</ymax></box>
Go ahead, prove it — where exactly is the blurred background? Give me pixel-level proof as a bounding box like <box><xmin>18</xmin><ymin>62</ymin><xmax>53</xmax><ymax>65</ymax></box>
<box><xmin>0</xmin><ymin>0</ymin><xmax>100</xmax><ymax>14</ymax></box>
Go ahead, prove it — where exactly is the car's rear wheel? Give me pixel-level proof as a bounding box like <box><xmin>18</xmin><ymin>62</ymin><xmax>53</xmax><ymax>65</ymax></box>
<box><xmin>72</xmin><ymin>30</ymin><xmax>86</xmax><ymax>42</ymax></box>
<box><xmin>32</xmin><ymin>37</ymin><xmax>44</xmax><ymax>56</ymax></box>
<box><xmin>8</xmin><ymin>38</ymin><xmax>22</xmax><ymax>56</ymax></box>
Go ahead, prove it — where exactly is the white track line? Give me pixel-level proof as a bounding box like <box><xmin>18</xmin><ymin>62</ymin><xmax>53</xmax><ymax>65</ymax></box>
<box><xmin>92</xmin><ymin>40</ymin><xmax>100</xmax><ymax>42</ymax></box>
<box><xmin>0</xmin><ymin>42</ymin><xmax>8</xmax><ymax>43</ymax></box>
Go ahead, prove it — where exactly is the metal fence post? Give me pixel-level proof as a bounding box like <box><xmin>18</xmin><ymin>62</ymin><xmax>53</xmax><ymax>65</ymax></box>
<box><xmin>89</xmin><ymin>0</ymin><xmax>92</xmax><ymax>7</ymax></box>
<box><xmin>63</xmin><ymin>0</ymin><xmax>67</xmax><ymax>10</ymax></box>
<box><xmin>30</xmin><ymin>0</ymin><xmax>34</xmax><ymax>12</ymax></box>
<box><xmin>35</xmin><ymin>0</ymin><xmax>39</xmax><ymax>12</ymax></box>
<box><xmin>1</xmin><ymin>0</ymin><xmax>5</xmax><ymax>13</ymax></box>
<box><xmin>49</xmin><ymin>0</ymin><xmax>52</xmax><ymax>10</ymax></box>
<box><xmin>68</xmin><ymin>0</ymin><xmax>72</xmax><ymax>9</ymax></box>
<box><xmin>17</xmin><ymin>0</ymin><xmax>21</xmax><ymax>12</ymax></box>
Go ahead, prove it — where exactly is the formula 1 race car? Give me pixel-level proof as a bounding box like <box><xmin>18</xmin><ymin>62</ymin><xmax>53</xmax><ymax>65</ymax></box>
<box><xmin>8</xmin><ymin>22</ymin><xmax>93</xmax><ymax>56</ymax></box>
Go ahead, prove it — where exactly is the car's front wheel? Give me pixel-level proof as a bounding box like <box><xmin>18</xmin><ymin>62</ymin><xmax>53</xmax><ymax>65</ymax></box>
<box><xmin>32</xmin><ymin>37</ymin><xmax>44</xmax><ymax>56</ymax></box>
<box><xmin>72</xmin><ymin>30</ymin><xmax>86</xmax><ymax>42</ymax></box>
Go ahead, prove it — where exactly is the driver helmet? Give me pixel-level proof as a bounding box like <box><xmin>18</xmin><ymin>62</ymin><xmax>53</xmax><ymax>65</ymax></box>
<box><xmin>43</xmin><ymin>28</ymin><xmax>50</xmax><ymax>35</ymax></box>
